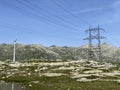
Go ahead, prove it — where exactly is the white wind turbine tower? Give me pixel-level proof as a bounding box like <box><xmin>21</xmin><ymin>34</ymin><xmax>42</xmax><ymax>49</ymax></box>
<box><xmin>13</xmin><ymin>39</ymin><xmax>17</xmax><ymax>63</ymax></box>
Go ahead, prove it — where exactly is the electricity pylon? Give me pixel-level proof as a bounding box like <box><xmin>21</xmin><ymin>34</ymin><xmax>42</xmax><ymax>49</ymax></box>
<box><xmin>84</xmin><ymin>25</ymin><xmax>106</xmax><ymax>61</ymax></box>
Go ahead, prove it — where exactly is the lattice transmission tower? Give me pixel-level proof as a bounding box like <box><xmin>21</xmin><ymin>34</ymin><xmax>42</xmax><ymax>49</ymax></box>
<box><xmin>84</xmin><ymin>25</ymin><xmax>106</xmax><ymax>61</ymax></box>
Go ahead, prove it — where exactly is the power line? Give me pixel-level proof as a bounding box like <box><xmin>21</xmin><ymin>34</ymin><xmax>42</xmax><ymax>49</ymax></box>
<box><xmin>0</xmin><ymin>20</ymin><xmax>42</xmax><ymax>34</ymax></box>
<box><xmin>1</xmin><ymin>0</ymin><xmax>79</xmax><ymax>33</ymax></box>
<box><xmin>24</xmin><ymin>0</ymin><xmax>80</xmax><ymax>28</ymax></box>
<box><xmin>51</xmin><ymin>0</ymin><xmax>90</xmax><ymax>26</ymax></box>
<box><xmin>0</xmin><ymin>20</ymin><xmax>87</xmax><ymax>44</ymax></box>
<box><xmin>0</xmin><ymin>0</ymin><xmax>88</xmax><ymax>38</ymax></box>
<box><xmin>15</xmin><ymin>0</ymin><xmax>81</xmax><ymax>32</ymax></box>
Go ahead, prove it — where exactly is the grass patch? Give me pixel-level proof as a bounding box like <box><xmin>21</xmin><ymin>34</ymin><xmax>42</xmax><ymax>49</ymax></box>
<box><xmin>51</xmin><ymin>69</ymin><xmax>71</xmax><ymax>74</ymax></box>
<box><xmin>101</xmin><ymin>76</ymin><xmax>119</xmax><ymax>80</ymax></box>
<box><xmin>24</xmin><ymin>76</ymin><xmax>120</xmax><ymax>90</ymax></box>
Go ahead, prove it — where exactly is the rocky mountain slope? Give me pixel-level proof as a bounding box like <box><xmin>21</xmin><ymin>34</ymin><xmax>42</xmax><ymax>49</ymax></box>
<box><xmin>0</xmin><ymin>43</ymin><xmax>120</xmax><ymax>62</ymax></box>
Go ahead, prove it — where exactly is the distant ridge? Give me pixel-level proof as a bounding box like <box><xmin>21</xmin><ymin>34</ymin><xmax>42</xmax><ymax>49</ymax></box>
<box><xmin>0</xmin><ymin>43</ymin><xmax>120</xmax><ymax>62</ymax></box>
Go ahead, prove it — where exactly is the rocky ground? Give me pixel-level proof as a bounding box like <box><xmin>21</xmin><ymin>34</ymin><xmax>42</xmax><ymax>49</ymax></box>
<box><xmin>0</xmin><ymin>60</ymin><xmax>120</xmax><ymax>90</ymax></box>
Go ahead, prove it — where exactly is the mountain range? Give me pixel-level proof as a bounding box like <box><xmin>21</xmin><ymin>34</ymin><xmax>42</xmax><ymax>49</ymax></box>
<box><xmin>0</xmin><ymin>43</ymin><xmax>120</xmax><ymax>62</ymax></box>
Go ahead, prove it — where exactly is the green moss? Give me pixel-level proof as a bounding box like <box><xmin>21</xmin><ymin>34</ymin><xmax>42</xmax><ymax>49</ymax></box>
<box><xmin>1</xmin><ymin>71</ymin><xmax>120</xmax><ymax>90</ymax></box>
<box><xmin>51</xmin><ymin>70</ymin><xmax>71</xmax><ymax>74</ymax></box>
<box><xmin>79</xmin><ymin>81</ymin><xmax>120</xmax><ymax>90</ymax></box>
<box><xmin>24</xmin><ymin>76</ymin><xmax>120</xmax><ymax>90</ymax></box>
<box><xmin>101</xmin><ymin>76</ymin><xmax>119</xmax><ymax>79</ymax></box>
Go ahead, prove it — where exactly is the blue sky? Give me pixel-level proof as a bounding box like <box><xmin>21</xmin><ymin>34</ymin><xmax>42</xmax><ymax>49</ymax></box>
<box><xmin>0</xmin><ymin>0</ymin><xmax>120</xmax><ymax>47</ymax></box>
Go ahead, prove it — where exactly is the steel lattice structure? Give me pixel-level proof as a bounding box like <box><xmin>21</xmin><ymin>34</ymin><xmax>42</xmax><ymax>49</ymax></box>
<box><xmin>84</xmin><ymin>25</ymin><xmax>106</xmax><ymax>61</ymax></box>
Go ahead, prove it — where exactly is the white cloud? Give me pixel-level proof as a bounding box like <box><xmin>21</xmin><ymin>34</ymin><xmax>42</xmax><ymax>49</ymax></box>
<box><xmin>72</xmin><ymin>0</ymin><xmax>120</xmax><ymax>26</ymax></box>
<box><xmin>79</xmin><ymin>7</ymin><xmax>103</xmax><ymax>13</ymax></box>
<box><xmin>72</xmin><ymin>7</ymin><xmax>103</xmax><ymax>14</ymax></box>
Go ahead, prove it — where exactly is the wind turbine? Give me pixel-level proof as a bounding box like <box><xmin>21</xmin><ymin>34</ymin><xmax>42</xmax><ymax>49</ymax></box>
<box><xmin>13</xmin><ymin>39</ymin><xmax>17</xmax><ymax>63</ymax></box>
